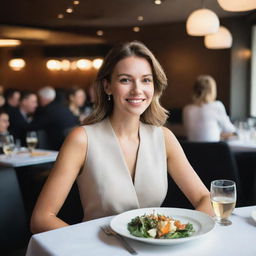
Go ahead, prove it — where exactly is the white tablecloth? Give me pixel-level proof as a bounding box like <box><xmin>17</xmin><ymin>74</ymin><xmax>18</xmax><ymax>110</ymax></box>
<box><xmin>26</xmin><ymin>206</ymin><xmax>256</xmax><ymax>256</ymax></box>
<box><xmin>0</xmin><ymin>149</ymin><xmax>58</xmax><ymax>167</ymax></box>
<box><xmin>227</xmin><ymin>140</ymin><xmax>256</xmax><ymax>152</ymax></box>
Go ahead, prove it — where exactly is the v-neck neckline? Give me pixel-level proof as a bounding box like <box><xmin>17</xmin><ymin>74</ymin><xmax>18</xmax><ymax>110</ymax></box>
<box><xmin>107</xmin><ymin>118</ymin><xmax>142</xmax><ymax>186</ymax></box>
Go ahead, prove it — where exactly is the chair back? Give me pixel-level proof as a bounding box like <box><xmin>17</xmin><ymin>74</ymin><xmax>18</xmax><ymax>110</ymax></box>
<box><xmin>162</xmin><ymin>141</ymin><xmax>242</xmax><ymax>208</ymax></box>
<box><xmin>0</xmin><ymin>168</ymin><xmax>29</xmax><ymax>252</ymax></box>
<box><xmin>37</xmin><ymin>129</ymin><xmax>51</xmax><ymax>149</ymax></box>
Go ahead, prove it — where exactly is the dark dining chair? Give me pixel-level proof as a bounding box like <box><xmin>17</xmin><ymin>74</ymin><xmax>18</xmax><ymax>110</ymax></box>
<box><xmin>0</xmin><ymin>167</ymin><xmax>30</xmax><ymax>253</ymax></box>
<box><xmin>162</xmin><ymin>141</ymin><xmax>242</xmax><ymax>209</ymax></box>
<box><xmin>37</xmin><ymin>129</ymin><xmax>52</xmax><ymax>150</ymax></box>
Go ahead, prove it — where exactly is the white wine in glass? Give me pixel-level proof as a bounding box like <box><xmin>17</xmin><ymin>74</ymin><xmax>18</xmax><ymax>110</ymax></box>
<box><xmin>2</xmin><ymin>135</ymin><xmax>16</xmax><ymax>156</ymax></box>
<box><xmin>210</xmin><ymin>180</ymin><xmax>236</xmax><ymax>226</ymax></box>
<box><xmin>26</xmin><ymin>131</ymin><xmax>38</xmax><ymax>152</ymax></box>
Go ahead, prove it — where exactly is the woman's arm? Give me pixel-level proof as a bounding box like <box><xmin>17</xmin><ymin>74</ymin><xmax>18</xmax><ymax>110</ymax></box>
<box><xmin>162</xmin><ymin>127</ymin><xmax>214</xmax><ymax>216</ymax></box>
<box><xmin>216</xmin><ymin>101</ymin><xmax>236</xmax><ymax>134</ymax></box>
<box><xmin>30</xmin><ymin>126</ymin><xmax>87</xmax><ymax>234</ymax></box>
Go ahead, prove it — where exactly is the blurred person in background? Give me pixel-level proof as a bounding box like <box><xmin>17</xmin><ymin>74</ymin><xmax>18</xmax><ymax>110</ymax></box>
<box><xmin>31</xmin><ymin>86</ymin><xmax>79</xmax><ymax>150</ymax></box>
<box><xmin>0</xmin><ymin>109</ymin><xmax>9</xmax><ymax>135</ymax></box>
<box><xmin>0</xmin><ymin>85</ymin><xmax>5</xmax><ymax>107</ymax></box>
<box><xmin>8</xmin><ymin>91</ymin><xmax>38</xmax><ymax>146</ymax></box>
<box><xmin>0</xmin><ymin>108</ymin><xmax>10</xmax><ymax>153</ymax></box>
<box><xmin>83</xmin><ymin>86</ymin><xmax>95</xmax><ymax>117</ymax></box>
<box><xmin>183</xmin><ymin>75</ymin><xmax>235</xmax><ymax>142</ymax></box>
<box><xmin>3</xmin><ymin>88</ymin><xmax>21</xmax><ymax>112</ymax></box>
<box><xmin>67</xmin><ymin>87</ymin><xmax>86</xmax><ymax>123</ymax></box>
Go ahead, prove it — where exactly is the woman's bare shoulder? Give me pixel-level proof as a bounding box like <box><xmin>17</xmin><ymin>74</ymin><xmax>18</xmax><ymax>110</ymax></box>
<box><xmin>161</xmin><ymin>126</ymin><xmax>176</xmax><ymax>141</ymax></box>
<box><xmin>161</xmin><ymin>126</ymin><xmax>184</xmax><ymax>158</ymax></box>
<box><xmin>61</xmin><ymin>126</ymin><xmax>87</xmax><ymax>150</ymax></box>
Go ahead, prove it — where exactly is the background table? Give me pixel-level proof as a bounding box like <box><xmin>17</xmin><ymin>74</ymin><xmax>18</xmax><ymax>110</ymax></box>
<box><xmin>26</xmin><ymin>206</ymin><xmax>256</xmax><ymax>256</ymax></box>
<box><xmin>0</xmin><ymin>149</ymin><xmax>58</xmax><ymax>167</ymax></box>
<box><xmin>0</xmin><ymin>149</ymin><xmax>59</xmax><ymax>252</ymax></box>
<box><xmin>227</xmin><ymin>140</ymin><xmax>256</xmax><ymax>152</ymax></box>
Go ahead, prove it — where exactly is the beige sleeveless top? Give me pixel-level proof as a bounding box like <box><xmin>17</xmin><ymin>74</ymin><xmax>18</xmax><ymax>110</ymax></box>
<box><xmin>76</xmin><ymin>118</ymin><xmax>167</xmax><ymax>221</ymax></box>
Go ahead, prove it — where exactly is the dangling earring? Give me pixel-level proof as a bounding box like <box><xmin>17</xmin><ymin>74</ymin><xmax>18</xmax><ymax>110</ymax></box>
<box><xmin>107</xmin><ymin>94</ymin><xmax>111</xmax><ymax>101</ymax></box>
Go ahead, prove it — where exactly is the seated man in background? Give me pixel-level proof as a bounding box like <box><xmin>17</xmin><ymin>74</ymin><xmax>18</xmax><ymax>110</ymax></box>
<box><xmin>3</xmin><ymin>88</ymin><xmax>21</xmax><ymax>112</ymax></box>
<box><xmin>183</xmin><ymin>75</ymin><xmax>236</xmax><ymax>142</ymax></box>
<box><xmin>31</xmin><ymin>86</ymin><xmax>79</xmax><ymax>150</ymax></box>
<box><xmin>9</xmin><ymin>91</ymin><xmax>38</xmax><ymax>146</ymax></box>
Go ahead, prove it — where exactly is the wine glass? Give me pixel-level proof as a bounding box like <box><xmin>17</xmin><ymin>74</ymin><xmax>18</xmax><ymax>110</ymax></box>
<box><xmin>2</xmin><ymin>134</ymin><xmax>16</xmax><ymax>156</ymax></box>
<box><xmin>26</xmin><ymin>131</ymin><xmax>38</xmax><ymax>152</ymax></box>
<box><xmin>234</xmin><ymin>121</ymin><xmax>250</xmax><ymax>142</ymax></box>
<box><xmin>210</xmin><ymin>179</ymin><xmax>236</xmax><ymax>226</ymax></box>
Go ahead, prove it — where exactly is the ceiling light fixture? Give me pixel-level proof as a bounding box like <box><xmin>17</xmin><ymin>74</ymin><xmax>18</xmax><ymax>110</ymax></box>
<box><xmin>92</xmin><ymin>59</ymin><xmax>103</xmax><ymax>69</ymax></box>
<box><xmin>133</xmin><ymin>26</ymin><xmax>140</xmax><ymax>32</ymax></box>
<box><xmin>137</xmin><ymin>16</ymin><xmax>144</xmax><ymax>21</ymax></box>
<box><xmin>66</xmin><ymin>7</ymin><xmax>73</xmax><ymax>13</ymax></box>
<box><xmin>57</xmin><ymin>14</ymin><xmax>64</xmax><ymax>19</ymax></box>
<box><xmin>73</xmin><ymin>0</ymin><xmax>80</xmax><ymax>5</ymax></box>
<box><xmin>186</xmin><ymin>8</ymin><xmax>220</xmax><ymax>36</ymax></box>
<box><xmin>61</xmin><ymin>60</ymin><xmax>71</xmax><ymax>71</ymax></box>
<box><xmin>204</xmin><ymin>26</ymin><xmax>233</xmax><ymax>49</ymax></box>
<box><xmin>46</xmin><ymin>60</ymin><xmax>62</xmax><ymax>71</ymax></box>
<box><xmin>8</xmin><ymin>58</ymin><xmax>26</xmax><ymax>71</ymax></box>
<box><xmin>96</xmin><ymin>30</ymin><xmax>104</xmax><ymax>36</ymax></box>
<box><xmin>0</xmin><ymin>39</ymin><xmax>21</xmax><ymax>47</ymax></box>
<box><xmin>76</xmin><ymin>59</ymin><xmax>92</xmax><ymax>70</ymax></box>
<box><xmin>217</xmin><ymin>0</ymin><xmax>256</xmax><ymax>12</ymax></box>
<box><xmin>154</xmin><ymin>0</ymin><xmax>162</xmax><ymax>5</ymax></box>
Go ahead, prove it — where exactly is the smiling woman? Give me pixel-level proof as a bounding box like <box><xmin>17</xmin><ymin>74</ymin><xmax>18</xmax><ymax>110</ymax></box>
<box><xmin>30</xmin><ymin>41</ymin><xmax>214</xmax><ymax>234</ymax></box>
<box><xmin>85</xmin><ymin>41</ymin><xmax>168</xmax><ymax>125</ymax></box>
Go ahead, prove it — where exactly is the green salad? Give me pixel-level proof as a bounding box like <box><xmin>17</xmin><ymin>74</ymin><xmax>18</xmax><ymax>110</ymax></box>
<box><xmin>127</xmin><ymin>213</ymin><xmax>194</xmax><ymax>239</ymax></box>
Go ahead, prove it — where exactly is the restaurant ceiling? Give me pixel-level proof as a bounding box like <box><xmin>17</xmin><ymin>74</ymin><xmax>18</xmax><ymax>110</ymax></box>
<box><xmin>0</xmin><ymin>0</ymin><xmax>254</xmax><ymax>45</ymax></box>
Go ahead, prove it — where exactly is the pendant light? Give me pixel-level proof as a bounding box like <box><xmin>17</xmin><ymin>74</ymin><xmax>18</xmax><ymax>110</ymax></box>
<box><xmin>217</xmin><ymin>0</ymin><xmax>256</xmax><ymax>12</ymax></box>
<box><xmin>8</xmin><ymin>58</ymin><xmax>26</xmax><ymax>71</ymax></box>
<box><xmin>186</xmin><ymin>8</ymin><xmax>220</xmax><ymax>36</ymax></box>
<box><xmin>204</xmin><ymin>26</ymin><xmax>232</xmax><ymax>49</ymax></box>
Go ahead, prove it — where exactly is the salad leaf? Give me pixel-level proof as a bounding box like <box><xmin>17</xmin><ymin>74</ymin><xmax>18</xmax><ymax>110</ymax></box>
<box><xmin>127</xmin><ymin>214</ymin><xmax>195</xmax><ymax>239</ymax></box>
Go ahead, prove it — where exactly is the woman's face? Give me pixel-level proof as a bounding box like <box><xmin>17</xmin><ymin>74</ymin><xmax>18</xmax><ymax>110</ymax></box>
<box><xmin>0</xmin><ymin>113</ymin><xmax>9</xmax><ymax>133</ymax></box>
<box><xmin>105</xmin><ymin>56</ymin><xmax>154</xmax><ymax>117</ymax></box>
<box><xmin>71</xmin><ymin>90</ymin><xmax>86</xmax><ymax>107</ymax></box>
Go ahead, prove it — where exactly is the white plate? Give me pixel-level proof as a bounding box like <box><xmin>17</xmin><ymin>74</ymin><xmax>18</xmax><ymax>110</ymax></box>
<box><xmin>110</xmin><ymin>207</ymin><xmax>215</xmax><ymax>245</ymax></box>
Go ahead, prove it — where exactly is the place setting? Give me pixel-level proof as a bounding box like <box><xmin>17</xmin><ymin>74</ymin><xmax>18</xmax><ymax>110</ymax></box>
<box><xmin>0</xmin><ymin>131</ymin><xmax>58</xmax><ymax>167</ymax></box>
<box><xmin>97</xmin><ymin>178</ymin><xmax>256</xmax><ymax>255</ymax></box>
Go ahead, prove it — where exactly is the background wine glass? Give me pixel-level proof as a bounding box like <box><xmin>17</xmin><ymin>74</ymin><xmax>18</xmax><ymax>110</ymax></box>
<box><xmin>2</xmin><ymin>134</ymin><xmax>16</xmax><ymax>156</ymax></box>
<box><xmin>210</xmin><ymin>179</ymin><xmax>236</xmax><ymax>226</ymax></box>
<box><xmin>26</xmin><ymin>131</ymin><xmax>38</xmax><ymax>152</ymax></box>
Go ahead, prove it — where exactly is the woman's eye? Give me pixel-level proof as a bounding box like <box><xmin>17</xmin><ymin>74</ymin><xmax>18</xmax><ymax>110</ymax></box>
<box><xmin>143</xmin><ymin>78</ymin><xmax>153</xmax><ymax>83</ymax></box>
<box><xmin>120</xmin><ymin>78</ymin><xmax>130</xmax><ymax>83</ymax></box>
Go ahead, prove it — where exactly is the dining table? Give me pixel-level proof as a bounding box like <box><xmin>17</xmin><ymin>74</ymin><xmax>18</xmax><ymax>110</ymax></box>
<box><xmin>225</xmin><ymin>139</ymin><xmax>256</xmax><ymax>205</ymax></box>
<box><xmin>0</xmin><ymin>148</ymin><xmax>59</xmax><ymax>251</ymax></box>
<box><xmin>227</xmin><ymin>139</ymin><xmax>256</xmax><ymax>152</ymax></box>
<box><xmin>0</xmin><ymin>148</ymin><xmax>58</xmax><ymax>167</ymax></box>
<box><xmin>25</xmin><ymin>205</ymin><xmax>256</xmax><ymax>256</ymax></box>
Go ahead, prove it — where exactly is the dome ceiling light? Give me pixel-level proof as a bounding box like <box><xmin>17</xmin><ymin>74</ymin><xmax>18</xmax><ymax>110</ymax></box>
<box><xmin>186</xmin><ymin>8</ymin><xmax>220</xmax><ymax>36</ymax></box>
<box><xmin>217</xmin><ymin>0</ymin><xmax>256</xmax><ymax>12</ymax></box>
<box><xmin>204</xmin><ymin>26</ymin><xmax>233</xmax><ymax>49</ymax></box>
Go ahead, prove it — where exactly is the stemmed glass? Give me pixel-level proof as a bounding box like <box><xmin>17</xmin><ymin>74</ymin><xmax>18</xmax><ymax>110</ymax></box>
<box><xmin>2</xmin><ymin>134</ymin><xmax>16</xmax><ymax>156</ymax></box>
<box><xmin>234</xmin><ymin>121</ymin><xmax>250</xmax><ymax>141</ymax></box>
<box><xmin>26</xmin><ymin>131</ymin><xmax>38</xmax><ymax>153</ymax></box>
<box><xmin>210</xmin><ymin>180</ymin><xmax>236</xmax><ymax>226</ymax></box>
